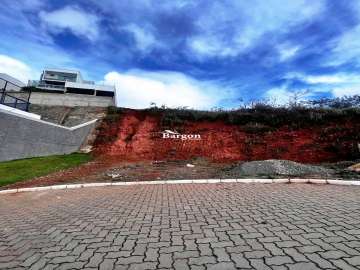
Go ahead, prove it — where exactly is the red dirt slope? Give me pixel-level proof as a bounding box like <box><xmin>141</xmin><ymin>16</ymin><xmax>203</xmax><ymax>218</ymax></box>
<box><xmin>93</xmin><ymin>109</ymin><xmax>360</xmax><ymax>163</ymax></box>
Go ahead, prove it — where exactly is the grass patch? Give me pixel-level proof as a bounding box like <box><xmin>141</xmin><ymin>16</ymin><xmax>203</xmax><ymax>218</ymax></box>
<box><xmin>0</xmin><ymin>153</ymin><xmax>92</xmax><ymax>187</ymax></box>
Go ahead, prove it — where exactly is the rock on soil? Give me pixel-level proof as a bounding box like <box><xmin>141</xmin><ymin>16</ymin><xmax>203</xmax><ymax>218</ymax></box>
<box><xmin>228</xmin><ymin>159</ymin><xmax>334</xmax><ymax>177</ymax></box>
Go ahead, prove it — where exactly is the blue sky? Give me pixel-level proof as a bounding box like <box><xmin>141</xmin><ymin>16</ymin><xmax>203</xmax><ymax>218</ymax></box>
<box><xmin>1</xmin><ymin>0</ymin><xmax>360</xmax><ymax>108</ymax></box>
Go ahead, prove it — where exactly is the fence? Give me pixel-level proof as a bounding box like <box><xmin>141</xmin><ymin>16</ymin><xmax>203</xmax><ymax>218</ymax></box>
<box><xmin>0</xmin><ymin>90</ymin><xmax>31</xmax><ymax>111</ymax></box>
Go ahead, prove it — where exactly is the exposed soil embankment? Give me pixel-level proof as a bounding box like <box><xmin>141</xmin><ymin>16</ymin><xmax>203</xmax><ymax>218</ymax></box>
<box><xmin>93</xmin><ymin>108</ymin><xmax>360</xmax><ymax>163</ymax></box>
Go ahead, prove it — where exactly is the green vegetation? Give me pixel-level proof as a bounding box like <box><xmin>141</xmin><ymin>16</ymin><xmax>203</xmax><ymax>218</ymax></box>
<box><xmin>103</xmin><ymin>96</ymin><xmax>360</xmax><ymax>132</ymax></box>
<box><xmin>0</xmin><ymin>153</ymin><xmax>92</xmax><ymax>187</ymax></box>
<box><xmin>147</xmin><ymin>104</ymin><xmax>360</xmax><ymax>131</ymax></box>
<box><xmin>105</xmin><ymin>106</ymin><xmax>125</xmax><ymax>122</ymax></box>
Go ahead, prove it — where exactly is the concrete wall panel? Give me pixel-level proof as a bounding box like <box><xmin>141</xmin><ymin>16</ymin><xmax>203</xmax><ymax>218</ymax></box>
<box><xmin>0</xmin><ymin>109</ymin><xmax>96</xmax><ymax>162</ymax></box>
<box><xmin>30</xmin><ymin>92</ymin><xmax>114</xmax><ymax>107</ymax></box>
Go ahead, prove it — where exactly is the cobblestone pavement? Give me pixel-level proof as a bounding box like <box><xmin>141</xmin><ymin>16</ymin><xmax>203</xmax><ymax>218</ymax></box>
<box><xmin>0</xmin><ymin>183</ymin><xmax>360</xmax><ymax>270</ymax></box>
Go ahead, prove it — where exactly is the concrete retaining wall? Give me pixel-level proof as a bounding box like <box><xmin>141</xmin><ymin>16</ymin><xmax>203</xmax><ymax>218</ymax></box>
<box><xmin>0</xmin><ymin>107</ymin><xmax>97</xmax><ymax>162</ymax></box>
<box><xmin>30</xmin><ymin>92</ymin><xmax>114</xmax><ymax>107</ymax></box>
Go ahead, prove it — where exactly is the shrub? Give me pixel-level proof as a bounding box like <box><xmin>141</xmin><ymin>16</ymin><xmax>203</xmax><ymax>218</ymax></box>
<box><xmin>105</xmin><ymin>96</ymin><xmax>360</xmax><ymax>131</ymax></box>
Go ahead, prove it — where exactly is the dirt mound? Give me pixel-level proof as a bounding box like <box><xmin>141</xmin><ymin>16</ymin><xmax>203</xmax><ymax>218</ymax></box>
<box><xmin>228</xmin><ymin>159</ymin><xmax>334</xmax><ymax>177</ymax></box>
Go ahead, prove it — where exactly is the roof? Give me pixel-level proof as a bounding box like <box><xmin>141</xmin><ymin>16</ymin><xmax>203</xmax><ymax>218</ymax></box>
<box><xmin>43</xmin><ymin>68</ymin><xmax>81</xmax><ymax>75</ymax></box>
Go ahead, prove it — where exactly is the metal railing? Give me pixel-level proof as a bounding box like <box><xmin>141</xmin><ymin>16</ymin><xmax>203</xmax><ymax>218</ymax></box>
<box><xmin>28</xmin><ymin>80</ymin><xmax>66</xmax><ymax>90</ymax></box>
<box><xmin>0</xmin><ymin>90</ymin><xmax>30</xmax><ymax>111</ymax></box>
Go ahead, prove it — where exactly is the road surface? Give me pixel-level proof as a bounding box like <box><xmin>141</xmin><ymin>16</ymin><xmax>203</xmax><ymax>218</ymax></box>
<box><xmin>0</xmin><ymin>183</ymin><xmax>360</xmax><ymax>269</ymax></box>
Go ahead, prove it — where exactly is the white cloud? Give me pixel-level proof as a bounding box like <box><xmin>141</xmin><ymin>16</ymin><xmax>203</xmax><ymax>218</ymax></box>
<box><xmin>188</xmin><ymin>0</ymin><xmax>324</xmax><ymax>59</ymax></box>
<box><xmin>283</xmin><ymin>72</ymin><xmax>360</xmax><ymax>98</ymax></box>
<box><xmin>39</xmin><ymin>6</ymin><xmax>100</xmax><ymax>41</ymax></box>
<box><xmin>264</xmin><ymin>86</ymin><xmax>313</xmax><ymax>105</ymax></box>
<box><xmin>327</xmin><ymin>3</ymin><xmax>360</xmax><ymax>66</ymax></box>
<box><xmin>0</xmin><ymin>55</ymin><xmax>37</xmax><ymax>83</ymax></box>
<box><xmin>123</xmin><ymin>24</ymin><xmax>157</xmax><ymax>52</ymax></box>
<box><xmin>0</xmin><ymin>1</ymin><xmax>50</xmax><ymax>45</ymax></box>
<box><xmin>278</xmin><ymin>44</ymin><xmax>300</xmax><ymax>62</ymax></box>
<box><xmin>189</xmin><ymin>37</ymin><xmax>238</xmax><ymax>58</ymax></box>
<box><xmin>286</xmin><ymin>72</ymin><xmax>360</xmax><ymax>84</ymax></box>
<box><xmin>278</xmin><ymin>72</ymin><xmax>360</xmax><ymax>99</ymax></box>
<box><xmin>104</xmin><ymin>70</ymin><xmax>230</xmax><ymax>109</ymax></box>
<box><xmin>305</xmin><ymin>75</ymin><xmax>346</xmax><ymax>84</ymax></box>
<box><xmin>327</xmin><ymin>25</ymin><xmax>360</xmax><ymax>66</ymax></box>
<box><xmin>289</xmin><ymin>73</ymin><xmax>346</xmax><ymax>84</ymax></box>
<box><xmin>0</xmin><ymin>1</ymin><xmax>84</xmax><ymax>78</ymax></box>
<box><xmin>332</xmin><ymin>87</ymin><xmax>360</xmax><ymax>97</ymax></box>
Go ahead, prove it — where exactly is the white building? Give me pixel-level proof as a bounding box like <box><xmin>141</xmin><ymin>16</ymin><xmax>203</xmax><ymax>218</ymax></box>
<box><xmin>28</xmin><ymin>68</ymin><xmax>115</xmax><ymax>97</ymax></box>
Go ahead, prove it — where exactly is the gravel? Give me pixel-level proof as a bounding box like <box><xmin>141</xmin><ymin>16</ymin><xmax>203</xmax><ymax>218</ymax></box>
<box><xmin>348</xmin><ymin>163</ymin><xmax>360</xmax><ymax>172</ymax></box>
<box><xmin>228</xmin><ymin>159</ymin><xmax>335</xmax><ymax>177</ymax></box>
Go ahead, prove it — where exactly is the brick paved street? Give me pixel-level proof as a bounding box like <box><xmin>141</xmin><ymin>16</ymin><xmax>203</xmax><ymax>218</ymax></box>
<box><xmin>0</xmin><ymin>183</ymin><xmax>360</xmax><ymax>270</ymax></box>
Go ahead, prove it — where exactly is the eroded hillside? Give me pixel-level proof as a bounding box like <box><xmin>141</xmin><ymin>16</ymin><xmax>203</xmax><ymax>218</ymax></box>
<box><xmin>93</xmin><ymin>107</ymin><xmax>360</xmax><ymax>163</ymax></box>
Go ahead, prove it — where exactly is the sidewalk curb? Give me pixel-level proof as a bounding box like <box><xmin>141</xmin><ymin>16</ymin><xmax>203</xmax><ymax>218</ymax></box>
<box><xmin>1</xmin><ymin>178</ymin><xmax>359</xmax><ymax>195</ymax></box>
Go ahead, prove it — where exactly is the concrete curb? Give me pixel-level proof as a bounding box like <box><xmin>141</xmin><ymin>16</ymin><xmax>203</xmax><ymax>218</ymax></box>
<box><xmin>0</xmin><ymin>178</ymin><xmax>359</xmax><ymax>195</ymax></box>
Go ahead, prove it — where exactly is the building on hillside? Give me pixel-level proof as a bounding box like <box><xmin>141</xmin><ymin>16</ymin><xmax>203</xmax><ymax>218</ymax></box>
<box><xmin>0</xmin><ymin>73</ymin><xmax>26</xmax><ymax>91</ymax></box>
<box><xmin>28</xmin><ymin>68</ymin><xmax>115</xmax><ymax>97</ymax></box>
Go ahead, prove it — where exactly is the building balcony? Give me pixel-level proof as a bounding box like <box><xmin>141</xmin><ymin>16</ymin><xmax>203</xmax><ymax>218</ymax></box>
<box><xmin>28</xmin><ymin>80</ymin><xmax>66</xmax><ymax>91</ymax></box>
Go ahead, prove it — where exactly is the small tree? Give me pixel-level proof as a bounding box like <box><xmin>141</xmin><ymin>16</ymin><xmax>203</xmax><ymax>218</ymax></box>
<box><xmin>288</xmin><ymin>89</ymin><xmax>310</xmax><ymax>108</ymax></box>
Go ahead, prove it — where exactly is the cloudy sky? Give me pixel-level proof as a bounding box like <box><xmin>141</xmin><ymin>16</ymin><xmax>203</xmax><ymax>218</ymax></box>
<box><xmin>1</xmin><ymin>0</ymin><xmax>360</xmax><ymax>108</ymax></box>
